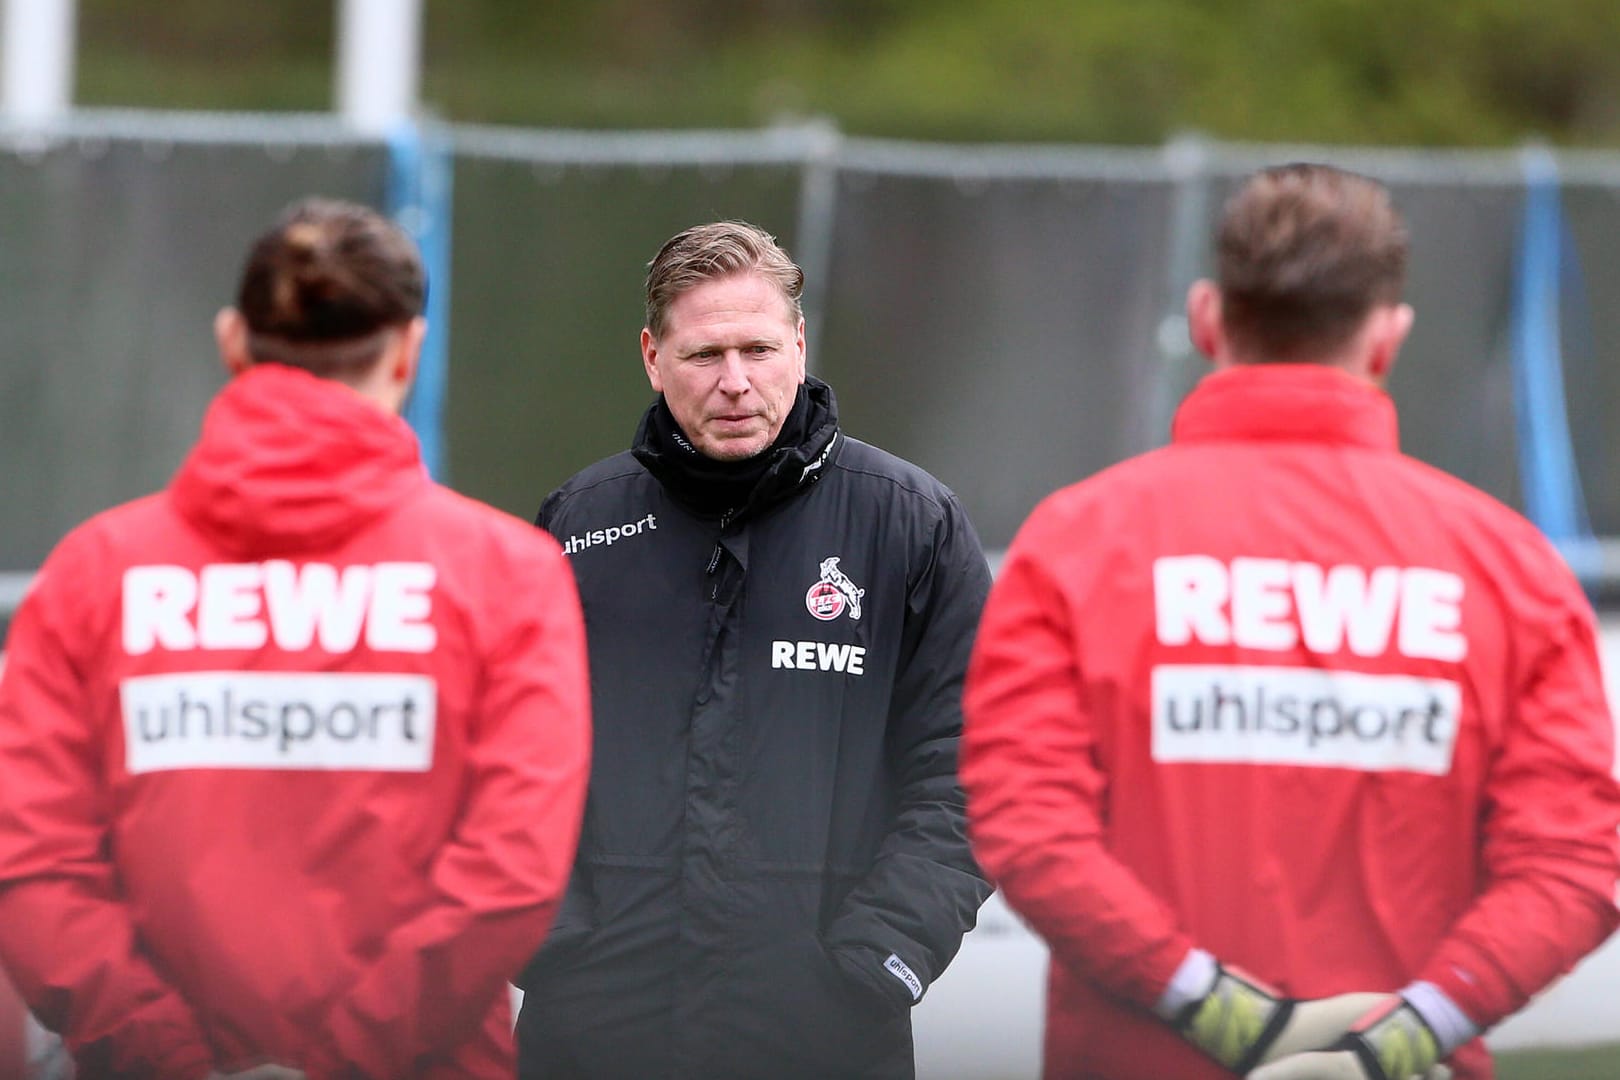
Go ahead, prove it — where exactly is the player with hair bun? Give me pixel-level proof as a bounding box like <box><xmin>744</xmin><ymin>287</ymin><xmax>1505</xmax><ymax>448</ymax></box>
<box><xmin>0</xmin><ymin>198</ymin><xmax>592</xmax><ymax>1079</ymax></box>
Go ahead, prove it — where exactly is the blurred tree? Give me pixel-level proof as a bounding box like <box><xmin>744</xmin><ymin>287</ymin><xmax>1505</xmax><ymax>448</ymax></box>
<box><xmin>67</xmin><ymin>0</ymin><xmax>1620</xmax><ymax>146</ymax></box>
<box><xmin>77</xmin><ymin>0</ymin><xmax>334</xmax><ymax>112</ymax></box>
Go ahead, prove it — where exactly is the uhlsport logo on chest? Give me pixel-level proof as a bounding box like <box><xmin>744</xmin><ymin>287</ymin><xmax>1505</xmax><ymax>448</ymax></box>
<box><xmin>805</xmin><ymin>556</ymin><xmax>864</xmax><ymax>622</ymax></box>
<box><xmin>561</xmin><ymin>513</ymin><xmax>658</xmax><ymax>555</ymax></box>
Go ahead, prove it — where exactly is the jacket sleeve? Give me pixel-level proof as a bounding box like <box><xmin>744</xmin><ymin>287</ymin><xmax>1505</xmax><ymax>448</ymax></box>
<box><xmin>0</xmin><ymin>544</ymin><xmax>216</xmax><ymax>1080</ymax></box>
<box><xmin>513</xmin><ymin>487</ymin><xmax>600</xmax><ymax>985</ymax></box>
<box><xmin>821</xmin><ymin>494</ymin><xmax>996</xmax><ymax>1006</ymax></box>
<box><xmin>1416</xmin><ymin>599</ymin><xmax>1620</xmax><ymax>1026</ymax></box>
<box><xmin>960</xmin><ymin>535</ymin><xmax>1197</xmax><ymax>1010</ymax></box>
<box><xmin>312</xmin><ymin>537</ymin><xmax>593</xmax><ymax>1078</ymax></box>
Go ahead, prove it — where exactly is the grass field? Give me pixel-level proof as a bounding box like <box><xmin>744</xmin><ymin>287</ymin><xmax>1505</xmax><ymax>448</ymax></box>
<box><xmin>1495</xmin><ymin>1042</ymin><xmax>1620</xmax><ymax>1079</ymax></box>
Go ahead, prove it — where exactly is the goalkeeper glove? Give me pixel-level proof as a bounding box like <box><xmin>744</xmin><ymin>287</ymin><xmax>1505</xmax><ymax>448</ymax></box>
<box><xmin>1246</xmin><ymin>996</ymin><xmax>1447</xmax><ymax>1080</ymax></box>
<box><xmin>1171</xmin><ymin>961</ymin><xmax>1391</xmax><ymax>1073</ymax></box>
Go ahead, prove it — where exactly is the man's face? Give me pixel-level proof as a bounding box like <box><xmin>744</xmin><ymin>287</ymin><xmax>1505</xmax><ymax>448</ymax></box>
<box><xmin>641</xmin><ymin>272</ymin><xmax>806</xmax><ymax>461</ymax></box>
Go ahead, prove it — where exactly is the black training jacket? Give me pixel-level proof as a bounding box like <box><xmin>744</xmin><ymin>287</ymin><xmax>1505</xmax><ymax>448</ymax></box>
<box><xmin>518</xmin><ymin>379</ymin><xmax>993</xmax><ymax>1080</ymax></box>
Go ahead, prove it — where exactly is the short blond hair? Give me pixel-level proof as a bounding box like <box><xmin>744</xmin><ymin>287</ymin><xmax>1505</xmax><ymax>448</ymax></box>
<box><xmin>644</xmin><ymin>220</ymin><xmax>804</xmax><ymax>337</ymax></box>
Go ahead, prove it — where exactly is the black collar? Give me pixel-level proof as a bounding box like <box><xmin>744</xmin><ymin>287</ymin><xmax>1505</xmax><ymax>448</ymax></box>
<box><xmin>631</xmin><ymin>377</ymin><xmax>841</xmax><ymax>520</ymax></box>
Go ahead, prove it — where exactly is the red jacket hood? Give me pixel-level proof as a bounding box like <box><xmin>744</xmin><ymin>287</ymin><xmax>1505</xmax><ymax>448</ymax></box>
<box><xmin>170</xmin><ymin>364</ymin><xmax>428</xmax><ymax>556</ymax></box>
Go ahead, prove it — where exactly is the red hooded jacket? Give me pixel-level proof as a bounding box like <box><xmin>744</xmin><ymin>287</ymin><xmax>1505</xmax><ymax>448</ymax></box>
<box><xmin>0</xmin><ymin>365</ymin><xmax>591</xmax><ymax>1079</ymax></box>
<box><xmin>962</xmin><ymin>364</ymin><xmax>1620</xmax><ymax>1080</ymax></box>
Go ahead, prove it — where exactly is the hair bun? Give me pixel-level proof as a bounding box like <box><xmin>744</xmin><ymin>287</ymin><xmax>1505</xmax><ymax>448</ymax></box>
<box><xmin>283</xmin><ymin>221</ymin><xmax>325</xmax><ymax>261</ymax></box>
<box><xmin>235</xmin><ymin>198</ymin><xmax>426</xmax><ymax>344</ymax></box>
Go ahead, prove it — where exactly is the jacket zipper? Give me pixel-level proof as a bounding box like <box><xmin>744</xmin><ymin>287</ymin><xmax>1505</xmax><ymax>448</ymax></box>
<box><xmin>706</xmin><ymin>510</ymin><xmax>735</xmax><ymax>594</ymax></box>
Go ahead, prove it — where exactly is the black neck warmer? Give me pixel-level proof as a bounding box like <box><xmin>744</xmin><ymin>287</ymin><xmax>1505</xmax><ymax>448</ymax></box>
<box><xmin>632</xmin><ymin>378</ymin><xmax>839</xmax><ymax>519</ymax></box>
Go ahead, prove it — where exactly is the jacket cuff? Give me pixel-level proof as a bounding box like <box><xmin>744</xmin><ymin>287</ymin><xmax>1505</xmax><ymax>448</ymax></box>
<box><xmin>826</xmin><ymin>943</ymin><xmax>924</xmax><ymax>1013</ymax></box>
<box><xmin>1416</xmin><ymin>953</ymin><xmax>1509</xmax><ymax>1031</ymax></box>
<box><xmin>1153</xmin><ymin>947</ymin><xmax>1217</xmax><ymax>1021</ymax></box>
<box><xmin>1401</xmin><ymin>980</ymin><xmax>1482</xmax><ymax>1056</ymax></box>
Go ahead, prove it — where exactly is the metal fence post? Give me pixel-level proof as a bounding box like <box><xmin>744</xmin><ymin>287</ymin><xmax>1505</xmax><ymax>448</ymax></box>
<box><xmin>1</xmin><ymin>0</ymin><xmax>76</xmax><ymax>127</ymax></box>
<box><xmin>1146</xmin><ymin>133</ymin><xmax>1214</xmax><ymax>446</ymax></box>
<box><xmin>792</xmin><ymin>118</ymin><xmax>843</xmax><ymax>375</ymax></box>
<box><xmin>337</xmin><ymin>0</ymin><xmax>421</xmax><ymax>136</ymax></box>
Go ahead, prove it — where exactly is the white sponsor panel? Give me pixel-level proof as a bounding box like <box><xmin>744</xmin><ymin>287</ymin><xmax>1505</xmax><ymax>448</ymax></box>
<box><xmin>122</xmin><ymin>561</ymin><xmax>438</xmax><ymax>656</ymax></box>
<box><xmin>1153</xmin><ymin>556</ymin><xmax>1467</xmax><ymax>661</ymax></box>
<box><xmin>1151</xmin><ymin>664</ymin><xmax>1460</xmax><ymax>775</ymax></box>
<box><xmin>121</xmin><ymin>671</ymin><xmax>436</xmax><ymax>774</ymax></box>
<box><xmin>770</xmin><ymin>639</ymin><xmax>867</xmax><ymax>675</ymax></box>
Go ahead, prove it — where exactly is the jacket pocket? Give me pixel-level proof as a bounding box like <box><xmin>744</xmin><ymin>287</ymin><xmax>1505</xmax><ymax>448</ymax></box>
<box><xmin>719</xmin><ymin>932</ymin><xmax>911</xmax><ymax>1078</ymax></box>
<box><xmin>514</xmin><ymin>879</ymin><xmax>597</xmax><ymax>990</ymax></box>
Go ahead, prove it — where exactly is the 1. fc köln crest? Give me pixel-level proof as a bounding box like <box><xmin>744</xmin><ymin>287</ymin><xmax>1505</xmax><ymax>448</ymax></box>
<box><xmin>805</xmin><ymin>557</ymin><xmax>865</xmax><ymax>622</ymax></box>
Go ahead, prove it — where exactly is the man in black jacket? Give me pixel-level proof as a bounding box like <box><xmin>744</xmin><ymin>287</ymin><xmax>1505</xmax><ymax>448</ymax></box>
<box><xmin>515</xmin><ymin>220</ymin><xmax>993</xmax><ymax>1079</ymax></box>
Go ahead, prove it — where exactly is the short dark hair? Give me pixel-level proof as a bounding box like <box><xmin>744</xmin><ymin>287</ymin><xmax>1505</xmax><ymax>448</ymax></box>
<box><xmin>644</xmin><ymin>220</ymin><xmax>804</xmax><ymax>338</ymax></box>
<box><xmin>1216</xmin><ymin>164</ymin><xmax>1409</xmax><ymax>361</ymax></box>
<box><xmin>235</xmin><ymin>198</ymin><xmax>426</xmax><ymax>375</ymax></box>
